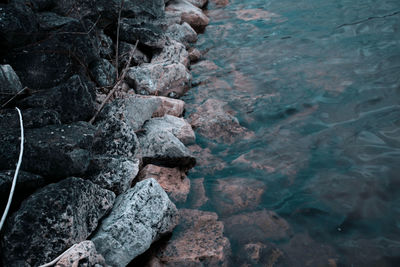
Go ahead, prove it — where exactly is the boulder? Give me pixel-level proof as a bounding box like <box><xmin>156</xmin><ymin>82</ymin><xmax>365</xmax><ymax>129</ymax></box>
<box><xmin>0</xmin><ymin>121</ymin><xmax>96</xmax><ymax>179</ymax></box>
<box><xmin>0</xmin><ymin>64</ymin><xmax>23</xmax><ymax>104</ymax></box>
<box><xmin>166</xmin><ymin>0</ymin><xmax>209</xmax><ymax>32</ymax></box>
<box><xmin>187</xmin><ymin>0</ymin><xmax>208</xmax><ymax>8</ymax></box>
<box><xmin>0</xmin><ymin>108</ymin><xmax>61</xmax><ymax>128</ymax></box>
<box><xmin>97</xmin><ymin>30</ymin><xmax>114</xmax><ymax>59</ymax></box>
<box><xmin>119</xmin><ymin>41</ymin><xmax>150</xmax><ymax>67</ymax></box>
<box><xmin>189</xmin><ymin>99</ymin><xmax>252</xmax><ymax>144</ymax></box>
<box><xmin>89</xmin><ymin>59</ymin><xmax>117</xmax><ymax>87</ymax></box>
<box><xmin>188</xmin><ymin>47</ymin><xmax>202</xmax><ymax>62</ymax></box>
<box><xmin>211</xmin><ymin>177</ymin><xmax>266</xmax><ymax>216</ymax></box>
<box><xmin>137</xmin><ymin>164</ymin><xmax>190</xmax><ymax>203</ymax></box>
<box><xmin>1</xmin><ymin>177</ymin><xmax>115</xmax><ymax>267</ymax></box>
<box><xmin>37</xmin><ymin>12</ymin><xmax>78</xmax><ymax>31</ymax></box>
<box><xmin>138</xmin><ymin>129</ymin><xmax>196</xmax><ymax>169</ymax></box>
<box><xmin>19</xmin><ymin>75</ymin><xmax>96</xmax><ymax>123</ymax></box>
<box><xmin>165</xmin><ymin>22</ymin><xmax>198</xmax><ymax>47</ymax></box>
<box><xmin>55</xmin><ymin>241</ymin><xmax>107</xmax><ymax>267</ymax></box>
<box><xmin>91</xmin><ymin>178</ymin><xmax>178</xmax><ymax>267</ymax></box>
<box><xmin>188</xmin><ymin>145</ymin><xmax>226</xmax><ymax>175</ymax></box>
<box><xmin>86</xmin><ymin>156</ymin><xmax>140</xmax><ymax>195</ymax></box>
<box><xmin>144</xmin><ymin>115</ymin><xmax>195</xmax><ymax>145</ymax></box>
<box><xmin>151</xmin><ymin>96</ymin><xmax>185</xmax><ymax>117</ymax></box>
<box><xmin>155</xmin><ymin>209</ymin><xmax>231</xmax><ymax>266</ymax></box>
<box><xmin>152</xmin><ymin>39</ymin><xmax>190</xmax><ymax>67</ymax></box>
<box><xmin>126</xmin><ymin>62</ymin><xmax>191</xmax><ymax>97</ymax></box>
<box><xmin>119</xmin><ymin>18</ymin><xmax>166</xmax><ymax>49</ymax></box>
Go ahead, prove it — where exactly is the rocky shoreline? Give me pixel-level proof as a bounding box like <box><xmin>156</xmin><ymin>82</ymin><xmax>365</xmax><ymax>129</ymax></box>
<box><xmin>0</xmin><ymin>0</ymin><xmax>234</xmax><ymax>266</ymax></box>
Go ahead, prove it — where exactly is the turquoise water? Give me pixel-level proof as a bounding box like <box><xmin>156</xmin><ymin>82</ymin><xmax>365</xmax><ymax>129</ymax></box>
<box><xmin>183</xmin><ymin>0</ymin><xmax>400</xmax><ymax>265</ymax></box>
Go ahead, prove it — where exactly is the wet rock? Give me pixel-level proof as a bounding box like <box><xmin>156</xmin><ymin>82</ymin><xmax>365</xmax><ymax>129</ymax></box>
<box><xmin>89</xmin><ymin>59</ymin><xmax>117</xmax><ymax>87</ymax></box>
<box><xmin>210</xmin><ymin>0</ymin><xmax>229</xmax><ymax>6</ymax></box>
<box><xmin>187</xmin><ymin>0</ymin><xmax>208</xmax><ymax>8</ymax></box>
<box><xmin>242</xmin><ymin>242</ymin><xmax>268</xmax><ymax>263</ymax></box>
<box><xmin>223</xmin><ymin>210</ymin><xmax>292</xmax><ymax>244</ymax></box>
<box><xmin>0</xmin><ymin>121</ymin><xmax>95</xmax><ymax>179</ymax></box>
<box><xmin>138</xmin><ymin>129</ymin><xmax>196</xmax><ymax>169</ymax></box>
<box><xmin>1</xmin><ymin>177</ymin><xmax>115</xmax><ymax>267</ymax></box>
<box><xmin>37</xmin><ymin>12</ymin><xmax>77</xmax><ymax>31</ymax></box>
<box><xmin>155</xmin><ymin>209</ymin><xmax>231</xmax><ymax>266</ymax></box>
<box><xmin>189</xmin><ymin>99</ymin><xmax>252</xmax><ymax>144</ymax></box>
<box><xmin>188</xmin><ymin>145</ymin><xmax>226</xmax><ymax>175</ymax></box>
<box><xmin>166</xmin><ymin>22</ymin><xmax>198</xmax><ymax>47</ymax></box>
<box><xmin>212</xmin><ymin>177</ymin><xmax>266</xmax><ymax>216</ymax></box>
<box><xmin>86</xmin><ymin>156</ymin><xmax>140</xmax><ymax>195</ymax></box>
<box><xmin>92</xmin><ymin>178</ymin><xmax>178</xmax><ymax>267</ymax></box>
<box><xmin>152</xmin><ymin>39</ymin><xmax>190</xmax><ymax>67</ymax></box>
<box><xmin>119</xmin><ymin>18</ymin><xmax>166</xmax><ymax>49</ymax></box>
<box><xmin>0</xmin><ymin>1</ymin><xmax>39</xmax><ymax>48</ymax></box>
<box><xmin>0</xmin><ymin>64</ymin><xmax>23</xmax><ymax>104</ymax></box>
<box><xmin>137</xmin><ymin>164</ymin><xmax>190</xmax><ymax>203</ymax></box>
<box><xmin>144</xmin><ymin>115</ymin><xmax>195</xmax><ymax>145</ymax></box>
<box><xmin>126</xmin><ymin>62</ymin><xmax>191</xmax><ymax>97</ymax></box>
<box><xmin>0</xmin><ymin>170</ymin><xmax>45</xmax><ymax>214</ymax></box>
<box><xmin>188</xmin><ymin>47</ymin><xmax>202</xmax><ymax>62</ymax></box>
<box><xmin>19</xmin><ymin>74</ymin><xmax>96</xmax><ymax>123</ymax></box>
<box><xmin>55</xmin><ymin>241</ymin><xmax>107</xmax><ymax>267</ymax></box>
<box><xmin>236</xmin><ymin>242</ymin><xmax>284</xmax><ymax>267</ymax></box>
<box><xmin>166</xmin><ymin>0</ymin><xmax>210</xmax><ymax>32</ymax></box>
<box><xmin>189</xmin><ymin>177</ymin><xmax>209</xmax><ymax>208</ymax></box>
<box><xmin>0</xmin><ymin>108</ymin><xmax>61</xmax><ymax>128</ymax></box>
<box><xmin>119</xmin><ymin>41</ymin><xmax>150</xmax><ymax>67</ymax></box>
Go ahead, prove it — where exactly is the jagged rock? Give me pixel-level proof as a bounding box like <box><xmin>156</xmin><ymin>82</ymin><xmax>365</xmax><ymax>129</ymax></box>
<box><xmin>119</xmin><ymin>18</ymin><xmax>166</xmax><ymax>48</ymax></box>
<box><xmin>0</xmin><ymin>1</ymin><xmax>39</xmax><ymax>48</ymax></box>
<box><xmin>98</xmin><ymin>30</ymin><xmax>114</xmax><ymax>59</ymax></box>
<box><xmin>152</xmin><ymin>39</ymin><xmax>190</xmax><ymax>67</ymax></box>
<box><xmin>0</xmin><ymin>121</ymin><xmax>96</xmax><ymax>179</ymax></box>
<box><xmin>211</xmin><ymin>177</ymin><xmax>266</xmax><ymax>216</ymax></box>
<box><xmin>188</xmin><ymin>145</ymin><xmax>226</xmax><ymax>175</ymax></box>
<box><xmin>166</xmin><ymin>0</ymin><xmax>210</xmax><ymax>32</ymax></box>
<box><xmin>0</xmin><ymin>108</ymin><xmax>61</xmax><ymax>128</ymax></box>
<box><xmin>19</xmin><ymin>75</ymin><xmax>96</xmax><ymax>123</ymax></box>
<box><xmin>0</xmin><ymin>64</ymin><xmax>23</xmax><ymax>104</ymax></box>
<box><xmin>92</xmin><ymin>178</ymin><xmax>178</xmax><ymax>267</ymax></box>
<box><xmin>55</xmin><ymin>241</ymin><xmax>107</xmax><ymax>267</ymax></box>
<box><xmin>37</xmin><ymin>12</ymin><xmax>78</xmax><ymax>31</ymax></box>
<box><xmin>144</xmin><ymin>115</ymin><xmax>195</xmax><ymax>145</ymax></box>
<box><xmin>1</xmin><ymin>177</ymin><xmax>115</xmax><ymax>267</ymax></box>
<box><xmin>86</xmin><ymin>156</ymin><xmax>140</xmax><ymax>195</ymax></box>
<box><xmin>119</xmin><ymin>41</ymin><xmax>150</xmax><ymax>67</ymax></box>
<box><xmin>137</xmin><ymin>164</ymin><xmax>190</xmax><ymax>203</ymax></box>
<box><xmin>0</xmin><ymin>170</ymin><xmax>45</xmax><ymax>214</ymax></box>
<box><xmin>89</xmin><ymin>59</ymin><xmax>117</xmax><ymax>87</ymax></box>
<box><xmin>189</xmin><ymin>178</ymin><xmax>209</xmax><ymax>208</ymax></box>
<box><xmin>189</xmin><ymin>99</ymin><xmax>252</xmax><ymax>144</ymax></box>
<box><xmin>166</xmin><ymin>22</ymin><xmax>198</xmax><ymax>47</ymax></box>
<box><xmin>126</xmin><ymin>62</ymin><xmax>191</xmax><ymax>97</ymax></box>
<box><xmin>155</xmin><ymin>209</ymin><xmax>231</xmax><ymax>266</ymax></box>
<box><xmin>188</xmin><ymin>47</ymin><xmax>202</xmax><ymax>62</ymax></box>
<box><xmin>187</xmin><ymin>0</ymin><xmax>208</xmax><ymax>8</ymax></box>
<box><xmin>151</xmin><ymin>96</ymin><xmax>185</xmax><ymax>117</ymax></box>
<box><xmin>138</xmin><ymin>129</ymin><xmax>196</xmax><ymax>169</ymax></box>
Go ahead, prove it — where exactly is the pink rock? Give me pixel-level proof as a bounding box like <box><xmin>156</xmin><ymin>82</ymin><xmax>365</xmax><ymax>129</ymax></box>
<box><xmin>166</xmin><ymin>22</ymin><xmax>198</xmax><ymax>47</ymax></box>
<box><xmin>188</xmin><ymin>145</ymin><xmax>226</xmax><ymax>175</ymax></box>
<box><xmin>166</xmin><ymin>0</ymin><xmax>210</xmax><ymax>32</ymax></box>
<box><xmin>189</xmin><ymin>99</ymin><xmax>253</xmax><ymax>144</ymax></box>
<box><xmin>151</xmin><ymin>39</ymin><xmax>190</xmax><ymax>68</ymax></box>
<box><xmin>152</xmin><ymin>96</ymin><xmax>185</xmax><ymax>117</ymax></box>
<box><xmin>156</xmin><ymin>209</ymin><xmax>231</xmax><ymax>266</ymax></box>
<box><xmin>186</xmin><ymin>0</ymin><xmax>208</xmax><ymax>8</ymax></box>
<box><xmin>55</xmin><ymin>241</ymin><xmax>107</xmax><ymax>267</ymax></box>
<box><xmin>190</xmin><ymin>178</ymin><xmax>209</xmax><ymax>208</ymax></box>
<box><xmin>137</xmin><ymin>164</ymin><xmax>190</xmax><ymax>203</ymax></box>
<box><xmin>188</xmin><ymin>47</ymin><xmax>202</xmax><ymax>62</ymax></box>
<box><xmin>212</xmin><ymin>177</ymin><xmax>266</xmax><ymax>216</ymax></box>
<box><xmin>235</xmin><ymin>9</ymin><xmax>280</xmax><ymax>21</ymax></box>
<box><xmin>210</xmin><ymin>0</ymin><xmax>229</xmax><ymax>6</ymax></box>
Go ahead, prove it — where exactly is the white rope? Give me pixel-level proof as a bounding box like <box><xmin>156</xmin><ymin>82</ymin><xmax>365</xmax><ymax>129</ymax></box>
<box><xmin>0</xmin><ymin>107</ymin><xmax>24</xmax><ymax>231</ymax></box>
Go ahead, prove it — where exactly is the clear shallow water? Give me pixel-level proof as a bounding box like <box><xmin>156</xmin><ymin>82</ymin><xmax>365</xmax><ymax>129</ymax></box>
<box><xmin>183</xmin><ymin>0</ymin><xmax>400</xmax><ymax>266</ymax></box>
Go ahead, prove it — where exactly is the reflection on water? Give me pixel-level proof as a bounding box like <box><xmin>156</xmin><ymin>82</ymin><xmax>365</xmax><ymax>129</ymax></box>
<box><xmin>183</xmin><ymin>0</ymin><xmax>400</xmax><ymax>265</ymax></box>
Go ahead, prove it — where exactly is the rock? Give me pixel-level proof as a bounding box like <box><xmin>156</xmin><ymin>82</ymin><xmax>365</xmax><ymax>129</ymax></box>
<box><xmin>188</xmin><ymin>47</ymin><xmax>202</xmax><ymax>62</ymax></box>
<box><xmin>0</xmin><ymin>108</ymin><xmax>61</xmax><ymax>128</ymax></box>
<box><xmin>92</xmin><ymin>178</ymin><xmax>178</xmax><ymax>267</ymax></box>
<box><xmin>137</xmin><ymin>164</ymin><xmax>190</xmax><ymax>203</ymax></box>
<box><xmin>0</xmin><ymin>64</ymin><xmax>23</xmax><ymax>104</ymax></box>
<box><xmin>188</xmin><ymin>145</ymin><xmax>226</xmax><ymax>175</ymax></box>
<box><xmin>37</xmin><ymin>12</ymin><xmax>78</xmax><ymax>31</ymax></box>
<box><xmin>187</xmin><ymin>0</ymin><xmax>208</xmax><ymax>8</ymax></box>
<box><xmin>89</xmin><ymin>59</ymin><xmax>117</xmax><ymax>87</ymax></box>
<box><xmin>126</xmin><ymin>62</ymin><xmax>191</xmax><ymax>97</ymax></box>
<box><xmin>155</xmin><ymin>209</ymin><xmax>231</xmax><ymax>266</ymax></box>
<box><xmin>189</xmin><ymin>178</ymin><xmax>209</xmax><ymax>208</ymax></box>
<box><xmin>236</xmin><ymin>242</ymin><xmax>284</xmax><ymax>267</ymax></box>
<box><xmin>144</xmin><ymin>115</ymin><xmax>195</xmax><ymax>145</ymax></box>
<box><xmin>119</xmin><ymin>18</ymin><xmax>166</xmax><ymax>49</ymax></box>
<box><xmin>0</xmin><ymin>170</ymin><xmax>45</xmax><ymax>214</ymax></box>
<box><xmin>211</xmin><ymin>177</ymin><xmax>266</xmax><ymax>216</ymax></box>
<box><xmin>152</xmin><ymin>39</ymin><xmax>190</xmax><ymax>67</ymax></box>
<box><xmin>242</xmin><ymin>242</ymin><xmax>268</xmax><ymax>263</ymax></box>
<box><xmin>119</xmin><ymin>41</ymin><xmax>150</xmax><ymax>67</ymax></box>
<box><xmin>0</xmin><ymin>1</ymin><xmax>39</xmax><ymax>48</ymax></box>
<box><xmin>0</xmin><ymin>121</ymin><xmax>96</xmax><ymax>179</ymax></box>
<box><xmin>210</xmin><ymin>0</ymin><xmax>229</xmax><ymax>6</ymax></box>
<box><xmin>151</xmin><ymin>96</ymin><xmax>185</xmax><ymax>117</ymax></box>
<box><xmin>138</xmin><ymin>129</ymin><xmax>196</xmax><ymax>169</ymax></box>
<box><xmin>86</xmin><ymin>156</ymin><xmax>140</xmax><ymax>195</ymax></box>
<box><xmin>19</xmin><ymin>74</ymin><xmax>96</xmax><ymax>123</ymax></box>
<box><xmin>165</xmin><ymin>22</ymin><xmax>198</xmax><ymax>47</ymax></box>
<box><xmin>189</xmin><ymin>99</ymin><xmax>252</xmax><ymax>144</ymax></box>
<box><xmin>98</xmin><ymin>30</ymin><xmax>114</xmax><ymax>59</ymax></box>
<box><xmin>166</xmin><ymin>0</ymin><xmax>210</xmax><ymax>32</ymax></box>
<box><xmin>55</xmin><ymin>241</ymin><xmax>107</xmax><ymax>267</ymax></box>
<box><xmin>223</xmin><ymin>210</ymin><xmax>292</xmax><ymax>244</ymax></box>
<box><xmin>1</xmin><ymin>177</ymin><xmax>115</xmax><ymax>266</ymax></box>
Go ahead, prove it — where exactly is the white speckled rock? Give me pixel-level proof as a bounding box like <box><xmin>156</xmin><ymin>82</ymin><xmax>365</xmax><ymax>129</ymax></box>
<box><xmin>152</xmin><ymin>39</ymin><xmax>190</xmax><ymax>67</ymax></box>
<box><xmin>91</xmin><ymin>178</ymin><xmax>179</xmax><ymax>267</ymax></box>
<box><xmin>166</xmin><ymin>21</ymin><xmax>198</xmax><ymax>47</ymax></box>
<box><xmin>166</xmin><ymin>0</ymin><xmax>209</xmax><ymax>32</ymax></box>
<box><xmin>55</xmin><ymin>241</ymin><xmax>107</xmax><ymax>267</ymax></box>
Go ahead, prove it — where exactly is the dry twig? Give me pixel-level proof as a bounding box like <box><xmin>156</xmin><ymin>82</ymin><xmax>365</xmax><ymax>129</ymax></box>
<box><xmin>115</xmin><ymin>0</ymin><xmax>125</xmax><ymax>79</ymax></box>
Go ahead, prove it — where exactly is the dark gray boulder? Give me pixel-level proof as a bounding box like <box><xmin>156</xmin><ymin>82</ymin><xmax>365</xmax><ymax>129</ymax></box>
<box><xmin>89</xmin><ymin>59</ymin><xmax>117</xmax><ymax>87</ymax></box>
<box><xmin>19</xmin><ymin>75</ymin><xmax>96</xmax><ymax>123</ymax></box>
<box><xmin>91</xmin><ymin>178</ymin><xmax>178</xmax><ymax>267</ymax></box>
<box><xmin>37</xmin><ymin>12</ymin><xmax>78</xmax><ymax>31</ymax></box>
<box><xmin>0</xmin><ymin>121</ymin><xmax>96</xmax><ymax>179</ymax></box>
<box><xmin>119</xmin><ymin>18</ymin><xmax>166</xmax><ymax>48</ymax></box>
<box><xmin>0</xmin><ymin>108</ymin><xmax>61</xmax><ymax>129</ymax></box>
<box><xmin>0</xmin><ymin>64</ymin><xmax>23</xmax><ymax>105</ymax></box>
<box><xmin>118</xmin><ymin>41</ymin><xmax>150</xmax><ymax>67</ymax></box>
<box><xmin>1</xmin><ymin>177</ymin><xmax>115</xmax><ymax>267</ymax></box>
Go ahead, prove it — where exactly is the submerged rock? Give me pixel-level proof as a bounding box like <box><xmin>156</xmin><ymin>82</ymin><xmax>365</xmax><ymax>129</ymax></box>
<box><xmin>137</xmin><ymin>164</ymin><xmax>190</xmax><ymax>203</ymax></box>
<box><xmin>189</xmin><ymin>177</ymin><xmax>209</xmax><ymax>208</ymax></box>
<box><xmin>1</xmin><ymin>177</ymin><xmax>115</xmax><ymax>266</ymax></box>
<box><xmin>91</xmin><ymin>178</ymin><xmax>178</xmax><ymax>267</ymax></box>
<box><xmin>54</xmin><ymin>240</ymin><xmax>107</xmax><ymax>267</ymax></box>
<box><xmin>166</xmin><ymin>0</ymin><xmax>210</xmax><ymax>32</ymax></box>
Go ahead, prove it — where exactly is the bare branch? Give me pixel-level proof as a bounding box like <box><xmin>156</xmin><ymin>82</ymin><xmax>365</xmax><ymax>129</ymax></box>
<box><xmin>1</xmin><ymin>87</ymin><xmax>28</xmax><ymax>109</ymax></box>
<box><xmin>115</xmin><ymin>0</ymin><xmax>125</xmax><ymax>79</ymax></box>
